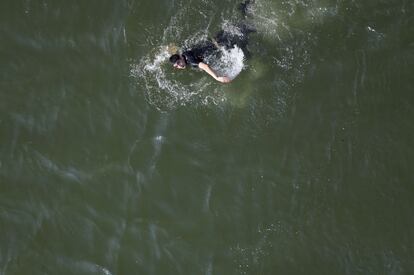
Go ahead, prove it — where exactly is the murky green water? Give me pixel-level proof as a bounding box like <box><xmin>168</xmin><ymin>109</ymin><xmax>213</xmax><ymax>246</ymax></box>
<box><xmin>1</xmin><ymin>0</ymin><xmax>413</xmax><ymax>274</ymax></box>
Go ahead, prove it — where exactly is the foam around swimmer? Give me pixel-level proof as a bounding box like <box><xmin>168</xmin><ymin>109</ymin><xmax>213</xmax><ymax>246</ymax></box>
<box><xmin>206</xmin><ymin>46</ymin><xmax>245</xmax><ymax>80</ymax></box>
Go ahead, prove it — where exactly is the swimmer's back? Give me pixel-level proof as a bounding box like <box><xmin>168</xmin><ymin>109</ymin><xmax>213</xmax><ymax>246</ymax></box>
<box><xmin>182</xmin><ymin>40</ymin><xmax>217</xmax><ymax>67</ymax></box>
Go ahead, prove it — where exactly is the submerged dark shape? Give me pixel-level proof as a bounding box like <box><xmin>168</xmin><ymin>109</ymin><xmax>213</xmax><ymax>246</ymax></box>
<box><xmin>239</xmin><ymin>0</ymin><xmax>255</xmax><ymax>17</ymax></box>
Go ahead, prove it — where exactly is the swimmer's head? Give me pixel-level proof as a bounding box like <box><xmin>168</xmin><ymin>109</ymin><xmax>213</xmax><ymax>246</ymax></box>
<box><xmin>169</xmin><ymin>54</ymin><xmax>186</xmax><ymax>69</ymax></box>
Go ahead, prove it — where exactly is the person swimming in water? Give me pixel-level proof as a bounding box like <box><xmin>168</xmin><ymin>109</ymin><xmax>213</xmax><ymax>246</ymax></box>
<box><xmin>169</xmin><ymin>0</ymin><xmax>255</xmax><ymax>83</ymax></box>
<box><xmin>169</xmin><ymin>40</ymin><xmax>233</xmax><ymax>83</ymax></box>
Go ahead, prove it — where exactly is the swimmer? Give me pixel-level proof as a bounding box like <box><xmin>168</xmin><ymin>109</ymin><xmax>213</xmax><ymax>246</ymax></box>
<box><xmin>169</xmin><ymin>0</ymin><xmax>256</xmax><ymax>83</ymax></box>
<box><xmin>169</xmin><ymin>41</ymin><xmax>232</xmax><ymax>83</ymax></box>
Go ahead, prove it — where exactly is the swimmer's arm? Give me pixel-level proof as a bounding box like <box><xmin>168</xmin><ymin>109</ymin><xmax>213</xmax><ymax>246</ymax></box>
<box><xmin>198</xmin><ymin>62</ymin><xmax>232</xmax><ymax>83</ymax></box>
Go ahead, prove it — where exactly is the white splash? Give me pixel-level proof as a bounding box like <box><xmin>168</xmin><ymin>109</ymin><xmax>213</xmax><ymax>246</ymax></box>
<box><xmin>207</xmin><ymin>46</ymin><xmax>245</xmax><ymax>80</ymax></box>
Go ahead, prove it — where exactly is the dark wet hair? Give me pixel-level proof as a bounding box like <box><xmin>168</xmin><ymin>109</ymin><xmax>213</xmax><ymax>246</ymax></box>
<box><xmin>169</xmin><ymin>54</ymin><xmax>181</xmax><ymax>64</ymax></box>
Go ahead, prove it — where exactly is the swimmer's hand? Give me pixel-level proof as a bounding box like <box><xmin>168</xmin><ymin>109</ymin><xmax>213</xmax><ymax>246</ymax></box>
<box><xmin>198</xmin><ymin>62</ymin><xmax>232</xmax><ymax>84</ymax></box>
<box><xmin>217</xmin><ymin>76</ymin><xmax>232</xmax><ymax>83</ymax></box>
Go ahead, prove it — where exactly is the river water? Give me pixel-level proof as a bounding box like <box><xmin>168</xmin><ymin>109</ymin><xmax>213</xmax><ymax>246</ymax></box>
<box><xmin>1</xmin><ymin>0</ymin><xmax>413</xmax><ymax>274</ymax></box>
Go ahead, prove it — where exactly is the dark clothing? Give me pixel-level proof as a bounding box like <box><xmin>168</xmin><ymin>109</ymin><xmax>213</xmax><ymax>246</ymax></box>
<box><xmin>182</xmin><ymin>1</ymin><xmax>256</xmax><ymax>67</ymax></box>
<box><xmin>182</xmin><ymin>40</ymin><xmax>217</xmax><ymax>68</ymax></box>
<box><xmin>182</xmin><ymin>50</ymin><xmax>203</xmax><ymax>68</ymax></box>
<box><xmin>183</xmin><ymin>25</ymin><xmax>254</xmax><ymax>68</ymax></box>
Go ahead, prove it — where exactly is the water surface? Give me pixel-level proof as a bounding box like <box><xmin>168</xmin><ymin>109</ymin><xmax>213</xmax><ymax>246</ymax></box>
<box><xmin>1</xmin><ymin>0</ymin><xmax>413</xmax><ymax>274</ymax></box>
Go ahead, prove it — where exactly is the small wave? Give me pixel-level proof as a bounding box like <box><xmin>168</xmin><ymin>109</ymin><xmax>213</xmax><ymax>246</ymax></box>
<box><xmin>56</xmin><ymin>256</ymin><xmax>113</xmax><ymax>275</ymax></box>
<box><xmin>131</xmin><ymin>46</ymin><xmax>205</xmax><ymax>111</ymax></box>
